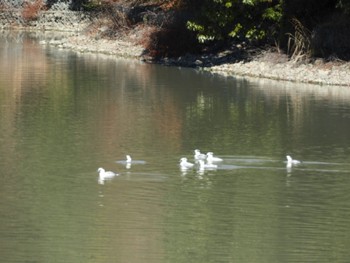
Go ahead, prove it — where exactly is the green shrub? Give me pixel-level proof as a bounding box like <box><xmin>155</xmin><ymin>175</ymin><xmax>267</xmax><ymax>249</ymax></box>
<box><xmin>186</xmin><ymin>0</ymin><xmax>283</xmax><ymax>43</ymax></box>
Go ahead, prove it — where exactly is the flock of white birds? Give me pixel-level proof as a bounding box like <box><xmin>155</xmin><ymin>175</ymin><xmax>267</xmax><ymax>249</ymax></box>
<box><xmin>97</xmin><ymin>150</ymin><xmax>301</xmax><ymax>184</ymax></box>
<box><xmin>179</xmin><ymin>149</ymin><xmax>223</xmax><ymax>172</ymax></box>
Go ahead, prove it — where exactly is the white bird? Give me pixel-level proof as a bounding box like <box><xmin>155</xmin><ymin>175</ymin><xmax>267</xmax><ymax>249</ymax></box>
<box><xmin>206</xmin><ymin>152</ymin><xmax>223</xmax><ymax>162</ymax></box>
<box><xmin>286</xmin><ymin>155</ymin><xmax>301</xmax><ymax>166</ymax></box>
<box><xmin>125</xmin><ymin>155</ymin><xmax>132</xmax><ymax>168</ymax></box>
<box><xmin>116</xmin><ymin>155</ymin><xmax>146</xmax><ymax>167</ymax></box>
<box><xmin>180</xmin><ymin>157</ymin><xmax>194</xmax><ymax>169</ymax></box>
<box><xmin>194</xmin><ymin>149</ymin><xmax>206</xmax><ymax>160</ymax></box>
<box><xmin>97</xmin><ymin>167</ymin><xmax>118</xmax><ymax>184</ymax></box>
<box><xmin>198</xmin><ymin>159</ymin><xmax>218</xmax><ymax>170</ymax></box>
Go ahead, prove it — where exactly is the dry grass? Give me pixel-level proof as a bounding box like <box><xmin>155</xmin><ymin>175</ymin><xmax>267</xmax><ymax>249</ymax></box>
<box><xmin>85</xmin><ymin>0</ymin><xmax>198</xmax><ymax>57</ymax></box>
<box><xmin>101</xmin><ymin>1</ymin><xmax>131</xmax><ymax>30</ymax></box>
<box><xmin>22</xmin><ymin>0</ymin><xmax>45</xmax><ymax>22</ymax></box>
<box><xmin>286</xmin><ymin>18</ymin><xmax>312</xmax><ymax>62</ymax></box>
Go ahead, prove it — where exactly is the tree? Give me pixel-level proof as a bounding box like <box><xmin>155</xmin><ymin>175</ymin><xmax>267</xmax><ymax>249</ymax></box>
<box><xmin>186</xmin><ymin>0</ymin><xmax>283</xmax><ymax>43</ymax></box>
<box><xmin>337</xmin><ymin>0</ymin><xmax>350</xmax><ymax>14</ymax></box>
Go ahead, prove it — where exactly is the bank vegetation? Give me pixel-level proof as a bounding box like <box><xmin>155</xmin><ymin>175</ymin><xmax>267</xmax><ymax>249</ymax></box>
<box><xmin>1</xmin><ymin>0</ymin><xmax>348</xmax><ymax>59</ymax></box>
<box><xmin>1</xmin><ymin>0</ymin><xmax>350</xmax><ymax>85</ymax></box>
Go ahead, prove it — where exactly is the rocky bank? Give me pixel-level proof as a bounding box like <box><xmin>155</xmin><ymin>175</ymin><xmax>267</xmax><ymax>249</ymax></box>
<box><xmin>42</xmin><ymin>32</ymin><xmax>350</xmax><ymax>87</ymax></box>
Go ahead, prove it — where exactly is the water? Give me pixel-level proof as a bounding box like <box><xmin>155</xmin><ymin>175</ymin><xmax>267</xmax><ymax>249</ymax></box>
<box><xmin>1</xmin><ymin>31</ymin><xmax>350</xmax><ymax>263</ymax></box>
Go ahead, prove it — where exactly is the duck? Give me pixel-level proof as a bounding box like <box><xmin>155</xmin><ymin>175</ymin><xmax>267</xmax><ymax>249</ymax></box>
<box><xmin>206</xmin><ymin>152</ymin><xmax>223</xmax><ymax>162</ymax></box>
<box><xmin>198</xmin><ymin>159</ymin><xmax>218</xmax><ymax>170</ymax></box>
<box><xmin>180</xmin><ymin>157</ymin><xmax>194</xmax><ymax>169</ymax></box>
<box><xmin>286</xmin><ymin>155</ymin><xmax>301</xmax><ymax>167</ymax></box>
<box><xmin>97</xmin><ymin>167</ymin><xmax>118</xmax><ymax>184</ymax></box>
<box><xmin>194</xmin><ymin>149</ymin><xmax>206</xmax><ymax>160</ymax></box>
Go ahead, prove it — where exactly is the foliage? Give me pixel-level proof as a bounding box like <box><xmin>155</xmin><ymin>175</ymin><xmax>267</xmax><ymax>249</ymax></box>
<box><xmin>13</xmin><ymin>0</ymin><xmax>350</xmax><ymax>59</ymax></box>
<box><xmin>281</xmin><ymin>0</ymin><xmax>348</xmax><ymax>32</ymax></box>
<box><xmin>79</xmin><ymin>0</ymin><xmax>185</xmax><ymax>10</ymax></box>
<box><xmin>336</xmin><ymin>0</ymin><xmax>350</xmax><ymax>14</ymax></box>
<box><xmin>144</xmin><ymin>25</ymin><xmax>200</xmax><ymax>57</ymax></box>
<box><xmin>186</xmin><ymin>0</ymin><xmax>283</xmax><ymax>43</ymax></box>
<box><xmin>282</xmin><ymin>0</ymin><xmax>336</xmax><ymax>29</ymax></box>
<box><xmin>282</xmin><ymin>0</ymin><xmax>350</xmax><ymax>59</ymax></box>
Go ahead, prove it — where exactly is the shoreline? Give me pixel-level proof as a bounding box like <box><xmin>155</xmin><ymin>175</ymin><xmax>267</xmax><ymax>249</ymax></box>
<box><xmin>12</xmin><ymin>29</ymin><xmax>350</xmax><ymax>87</ymax></box>
<box><xmin>206</xmin><ymin>57</ymin><xmax>350</xmax><ymax>87</ymax></box>
<box><xmin>1</xmin><ymin>1</ymin><xmax>349</xmax><ymax>87</ymax></box>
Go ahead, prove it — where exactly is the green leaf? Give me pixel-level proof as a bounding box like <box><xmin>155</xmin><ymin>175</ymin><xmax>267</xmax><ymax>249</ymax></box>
<box><xmin>225</xmin><ymin>1</ymin><xmax>233</xmax><ymax>8</ymax></box>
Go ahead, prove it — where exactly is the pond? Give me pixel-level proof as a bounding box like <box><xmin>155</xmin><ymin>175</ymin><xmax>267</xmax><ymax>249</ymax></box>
<box><xmin>1</xmin><ymin>31</ymin><xmax>350</xmax><ymax>263</ymax></box>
